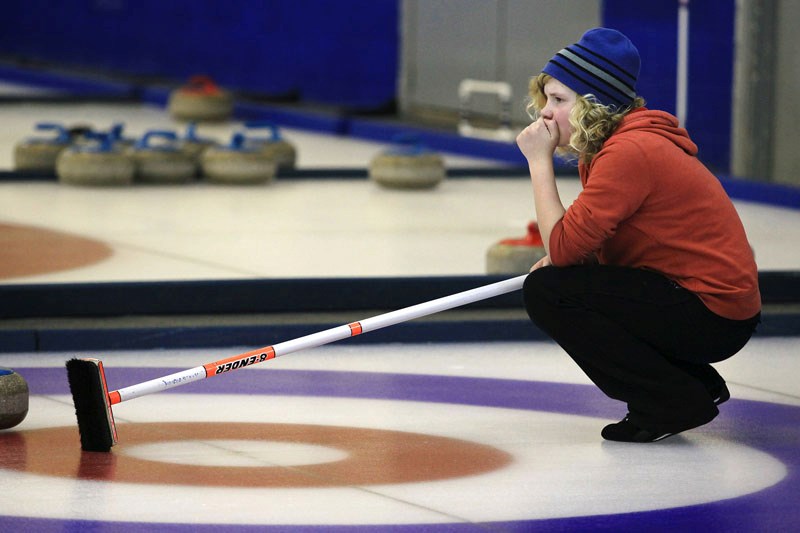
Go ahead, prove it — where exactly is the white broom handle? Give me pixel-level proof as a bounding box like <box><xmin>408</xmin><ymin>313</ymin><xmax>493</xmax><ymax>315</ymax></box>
<box><xmin>110</xmin><ymin>274</ymin><xmax>527</xmax><ymax>403</ymax></box>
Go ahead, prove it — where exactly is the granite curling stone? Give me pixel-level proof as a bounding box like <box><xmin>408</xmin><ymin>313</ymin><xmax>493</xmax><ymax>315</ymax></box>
<box><xmin>131</xmin><ymin>130</ymin><xmax>196</xmax><ymax>184</ymax></box>
<box><xmin>0</xmin><ymin>367</ymin><xmax>29</xmax><ymax>430</ymax></box>
<box><xmin>178</xmin><ymin>123</ymin><xmax>218</xmax><ymax>171</ymax></box>
<box><xmin>66</xmin><ymin>123</ymin><xmax>95</xmax><ymax>144</ymax></box>
<box><xmin>107</xmin><ymin>122</ymin><xmax>137</xmax><ymax>150</ymax></box>
<box><xmin>168</xmin><ymin>75</ymin><xmax>234</xmax><ymax>122</ymax></box>
<box><xmin>243</xmin><ymin>121</ymin><xmax>297</xmax><ymax>170</ymax></box>
<box><xmin>486</xmin><ymin>221</ymin><xmax>547</xmax><ymax>274</ymax></box>
<box><xmin>369</xmin><ymin>134</ymin><xmax>445</xmax><ymax>189</ymax></box>
<box><xmin>56</xmin><ymin>133</ymin><xmax>135</xmax><ymax>186</ymax></box>
<box><xmin>201</xmin><ymin>132</ymin><xmax>277</xmax><ymax>185</ymax></box>
<box><xmin>14</xmin><ymin>122</ymin><xmax>73</xmax><ymax>173</ymax></box>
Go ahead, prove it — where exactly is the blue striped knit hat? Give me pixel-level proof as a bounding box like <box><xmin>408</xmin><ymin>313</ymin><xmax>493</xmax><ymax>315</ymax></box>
<box><xmin>542</xmin><ymin>28</ymin><xmax>640</xmax><ymax>108</ymax></box>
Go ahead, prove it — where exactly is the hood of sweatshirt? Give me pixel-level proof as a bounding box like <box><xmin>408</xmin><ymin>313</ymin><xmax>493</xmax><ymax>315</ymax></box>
<box><xmin>613</xmin><ymin>108</ymin><xmax>698</xmax><ymax>156</ymax></box>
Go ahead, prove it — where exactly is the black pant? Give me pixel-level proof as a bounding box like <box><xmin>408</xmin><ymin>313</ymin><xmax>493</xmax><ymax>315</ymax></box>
<box><xmin>523</xmin><ymin>265</ymin><xmax>760</xmax><ymax>433</ymax></box>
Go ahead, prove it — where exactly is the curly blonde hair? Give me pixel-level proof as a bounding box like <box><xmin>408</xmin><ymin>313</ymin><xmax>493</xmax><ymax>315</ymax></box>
<box><xmin>526</xmin><ymin>73</ymin><xmax>645</xmax><ymax>164</ymax></box>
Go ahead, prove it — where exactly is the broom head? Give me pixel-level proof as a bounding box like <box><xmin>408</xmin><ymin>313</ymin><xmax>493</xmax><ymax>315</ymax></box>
<box><xmin>66</xmin><ymin>358</ymin><xmax>118</xmax><ymax>452</ymax></box>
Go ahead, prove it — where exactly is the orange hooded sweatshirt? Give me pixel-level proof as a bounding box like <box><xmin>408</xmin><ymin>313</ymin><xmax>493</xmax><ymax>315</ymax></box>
<box><xmin>549</xmin><ymin>108</ymin><xmax>761</xmax><ymax>320</ymax></box>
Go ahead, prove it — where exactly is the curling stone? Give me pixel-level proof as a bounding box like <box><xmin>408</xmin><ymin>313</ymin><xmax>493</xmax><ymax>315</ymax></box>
<box><xmin>168</xmin><ymin>75</ymin><xmax>234</xmax><ymax>122</ymax></box>
<box><xmin>0</xmin><ymin>367</ymin><xmax>29</xmax><ymax>430</ymax></box>
<box><xmin>107</xmin><ymin>123</ymin><xmax>137</xmax><ymax>150</ymax></box>
<box><xmin>67</xmin><ymin>123</ymin><xmax>95</xmax><ymax>143</ymax></box>
<box><xmin>200</xmin><ymin>132</ymin><xmax>276</xmax><ymax>185</ymax></box>
<box><xmin>486</xmin><ymin>221</ymin><xmax>547</xmax><ymax>274</ymax></box>
<box><xmin>130</xmin><ymin>130</ymin><xmax>197</xmax><ymax>184</ymax></box>
<box><xmin>178</xmin><ymin>123</ymin><xmax>218</xmax><ymax>177</ymax></box>
<box><xmin>243</xmin><ymin>121</ymin><xmax>297</xmax><ymax>170</ymax></box>
<box><xmin>369</xmin><ymin>134</ymin><xmax>445</xmax><ymax>189</ymax></box>
<box><xmin>56</xmin><ymin>133</ymin><xmax>135</xmax><ymax>186</ymax></box>
<box><xmin>14</xmin><ymin>122</ymin><xmax>73</xmax><ymax>172</ymax></box>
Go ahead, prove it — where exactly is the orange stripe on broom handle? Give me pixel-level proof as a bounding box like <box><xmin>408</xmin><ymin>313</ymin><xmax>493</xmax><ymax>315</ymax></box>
<box><xmin>203</xmin><ymin>347</ymin><xmax>277</xmax><ymax>377</ymax></box>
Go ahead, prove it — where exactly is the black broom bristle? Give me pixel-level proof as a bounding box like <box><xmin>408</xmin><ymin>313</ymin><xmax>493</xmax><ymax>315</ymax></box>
<box><xmin>66</xmin><ymin>358</ymin><xmax>117</xmax><ymax>452</ymax></box>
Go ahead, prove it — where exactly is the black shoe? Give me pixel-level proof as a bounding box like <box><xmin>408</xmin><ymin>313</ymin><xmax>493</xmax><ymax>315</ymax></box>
<box><xmin>711</xmin><ymin>382</ymin><xmax>730</xmax><ymax>406</ymax></box>
<box><xmin>601</xmin><ymin>416</ymin><xmax>675</xmax><ymax>443</ymax></box>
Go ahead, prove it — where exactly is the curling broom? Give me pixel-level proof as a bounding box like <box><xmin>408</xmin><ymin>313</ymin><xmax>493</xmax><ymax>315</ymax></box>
<box><xmin>66</xmin><ymin>274</ymin><xmax>527</xmax><ymax>452</ymax></box>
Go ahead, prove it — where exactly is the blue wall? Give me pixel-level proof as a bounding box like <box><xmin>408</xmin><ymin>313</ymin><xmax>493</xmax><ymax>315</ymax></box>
<box><xmin>0</xmin><ymin>0</ymin><xmax>399</xmax><ymax>110</ymax></box>
<box><xmin>603</xmin><ymin>0</ymin><xmax>736</xmax><ymax>171</ymax></box>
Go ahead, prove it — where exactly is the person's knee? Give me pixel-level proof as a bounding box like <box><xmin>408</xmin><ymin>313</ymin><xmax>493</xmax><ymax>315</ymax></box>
<box><xmin>523</xmin><ymin>267</ymin><xmax>558</xmax><ymax>319</ymax></box>
<box><xmin>524</xmin><ymin>266</ymin><xmax>560</xmax><ymax>293</ymax></box>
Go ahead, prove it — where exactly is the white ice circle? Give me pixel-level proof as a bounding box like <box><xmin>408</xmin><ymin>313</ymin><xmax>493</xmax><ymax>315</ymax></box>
<box><xmin>1</xmin><ymin>394</ymin><xmax>788</xmax><ymax>526</ymax></box>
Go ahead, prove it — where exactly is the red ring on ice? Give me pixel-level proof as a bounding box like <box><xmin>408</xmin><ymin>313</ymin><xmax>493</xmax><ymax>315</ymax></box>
<box><xmin>1</xmin><ymin>422</ymin><xmax>512</xmax><ymax>487</ymax></box>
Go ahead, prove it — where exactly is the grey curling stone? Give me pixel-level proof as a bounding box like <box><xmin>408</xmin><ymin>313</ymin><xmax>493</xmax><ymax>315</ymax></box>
<box><xmin>178</xmin><ymin>123</ymin><xmax>218</xmax><ymax>176</ymax></box>
<box><xmin>14</xmin><ymin>122</ymin><xmax>72</xmax><ymax>172</ymax></box>
<box><xmin>67</xmin><ymin>123</ymin><xmax>95</xmax><ymax>143</ymax></box>
<box><xmin>486</xmin><ymin>221</ymin><xmax>547</xmax><ymax>274</ymax></box>
<box><xmin>243</xmin><ymin>121</ymin><xmax>297</xmax><ymax>170</ymax></box>
<box><xmin>201</xmin><ymin>132</ymin><xmax>277</xmax><ymax>185</ymax></box>
<box><xmin>107</xmin><ymin>123</ymin><xmax>137</xmax><ymax>150</ymax></box>
<box><xmin>369</xmin><ymin>135</ymin><xmax>445</xmax><ymax>189</ymax></box>
<box><xmin>56</xmin><ymin>133</ymin><xmax>135</xmax><ymax>186</ymax></box>
<box><xmin>179</xmin><ymin>123</ymin><xmax>218</xmax><ymax>160</ymax></box>
<box><xmin>131</xmin><ymin>130</ymin><xmax>197</xmax><ymax>184</ymax></box>
<box><xmin>168</xmin><ymin>75</ymin><xmax>234</xmax><ymax>122</ymax></box>
<box><xmin>0</xmin><ymin>367</ymin><xmax>29</xmax><ymax>430</ymax></box>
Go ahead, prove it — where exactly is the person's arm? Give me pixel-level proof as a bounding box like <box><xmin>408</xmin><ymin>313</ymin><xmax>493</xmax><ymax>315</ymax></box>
<box><xmin>529</xmin><ymin>254</ymin><xmax>552</xmax><ymax>271</ymax></box>
<box><xmin>516</xmin><ymin>118</ymin><xmax>566</xmax><ymax>257</ymax></box>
